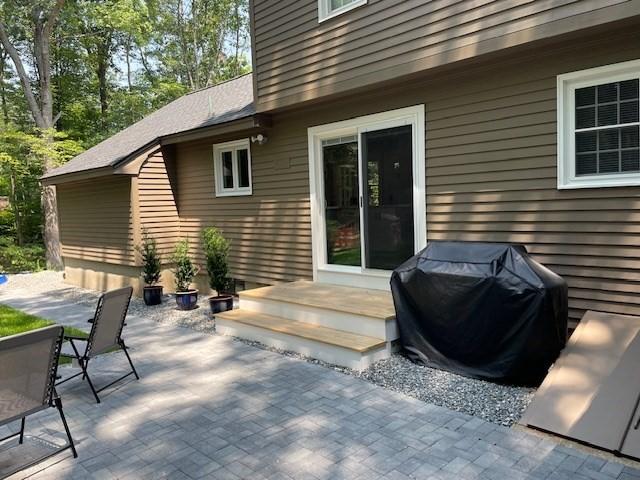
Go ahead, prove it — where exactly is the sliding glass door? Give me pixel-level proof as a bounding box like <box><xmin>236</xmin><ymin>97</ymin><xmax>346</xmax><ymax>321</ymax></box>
<box><xmin>321</xmin><ymin>125</ymin><xmax>415</xmax><ymax>272</ymax></box>
<box><xmin>322</xmin><ymin>136</ymin><xmax>361</xmax><ymax>267</ymax></box>
<box><xmin>362</xmin><ymin>125</ymin><xmax>414</xmax><ymax>270</ymax></box>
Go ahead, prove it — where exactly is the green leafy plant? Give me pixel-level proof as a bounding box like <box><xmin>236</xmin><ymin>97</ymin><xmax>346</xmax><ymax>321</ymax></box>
<box><xmin>202</xmin><ymin>227</ymin><xmax>231</xmax><ymax>295</ymax></box>
<box><xmin>171</xmin><ymin>238</ymin><xmax>198</xmax><ymax>292</ymax></box>
<box><xmin>136</xmin><ymin>230</ymin><xmax>162</xmax><ymax>286</ymax></box>
<box><xmin>0</xmin><ymin>236</ymin><xmax>45</xmax><ymax>273</ymax></box>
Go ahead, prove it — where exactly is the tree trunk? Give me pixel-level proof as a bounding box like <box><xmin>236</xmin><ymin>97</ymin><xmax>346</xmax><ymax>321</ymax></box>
<box><xmin>138</xmin><ymin>46</ymin><xmax>155</xmax><ymax>83</ymax></box>
<box><xmin>0</xmin><ymin>21</ymin><xmax>46</xmax><ymax>128</ymax></box>
<box><xmin>42</xmin><ymin>184</ymin><xmax>62</xmax><ymax>267</ymax></box>
<box><xmin>96</xmin><ymin>34</ymin><xmax>111</xmax><ymax>117</ymax></box>
<box><xmin>33</xmin><ymin>11</ymin><xmax>54</xmax><ymax>129</ymax></box>
<box><xmin>0</xmin><ymin>48</ymin><xmax>9</xmax><ymax>124</ymax></box>
<box><xmin>125</xmin><ymin>36</ymin><xmax>132</xmax><ymax>92</ymax></box>
<box><xmin>9</xmin><ymin>174</ymin><xmax>23</xmax><ymax>246</ymax></box>
<box><xmin>234</xmin><ymin>1</ymin><xmax>240</xmax><ymax>77</ymax></box>
<box><xmin>34</xmin><ymin>5</ymin><xmax>64</xmax><ymax>269</ymax></box>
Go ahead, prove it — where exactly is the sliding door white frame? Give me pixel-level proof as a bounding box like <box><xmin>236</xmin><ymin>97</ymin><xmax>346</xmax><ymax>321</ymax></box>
<box><xmin>307</xmin><ymin>104</ymin><xmax>427</xmax><ymax>290</ymax></box>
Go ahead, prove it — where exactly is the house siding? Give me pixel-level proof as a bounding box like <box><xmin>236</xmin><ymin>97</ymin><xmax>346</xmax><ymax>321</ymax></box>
<box><xmin>57</xmin><ymin>176</ymin><xmax>135</xmax><ymax>266</ymax></box>
<box><xmin>166</xmin><ymin>29</ymin><xmax>640</xmax><ymax>325</ymax></box>
<box><xmin>138</xmin><ymin>151</ymin><xmax>181</xmax><ymax>259</ymax></box>
<box><xmin>57</xmin><ymin>26</ymin><xmax>640</xmax><ymax>327</ymax></box>
<box><xmin>176</xmin><ymin>133</ymin><xmax>313</xmax><ymax>285</ymax></box>
<box><xmin>252</xmin><ymin>0</ymin><xmax>640</xmax><ymax>111</ymax></box>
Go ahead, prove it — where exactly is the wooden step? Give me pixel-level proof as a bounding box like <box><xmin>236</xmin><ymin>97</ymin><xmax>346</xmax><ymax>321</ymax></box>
<box><xmin>215</xmin><ymin>309</ymin><xmax>386</xmax><ymax>353</ymax></box>
<box><xmin>239</xmin><ymin>281</ymin><xmax>395</xmax><ymax>320</ymax></box>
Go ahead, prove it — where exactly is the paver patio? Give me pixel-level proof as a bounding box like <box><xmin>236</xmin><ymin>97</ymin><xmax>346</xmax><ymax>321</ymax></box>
<box><xmin>1</xmin><ymin>282</ymin><xmax>639</xmax><ymax>480</ymax></box>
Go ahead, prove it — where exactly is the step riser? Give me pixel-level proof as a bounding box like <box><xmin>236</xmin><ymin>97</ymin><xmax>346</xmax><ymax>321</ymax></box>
<box><xmin>216</xmin><ymin>319</ymin><xmax>391</xmax><ymax>371</ymax></box>
<box><xmin>239</xmin><ymin>296</ymin><xmax>398</xmax><ymax>341</ymax></box>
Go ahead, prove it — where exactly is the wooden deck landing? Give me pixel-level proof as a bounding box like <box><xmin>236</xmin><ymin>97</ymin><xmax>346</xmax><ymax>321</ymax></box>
<box><xmin>239</xmin><ymin>280</ymin><xmax>395</xmax><ymax>320</ymax></box>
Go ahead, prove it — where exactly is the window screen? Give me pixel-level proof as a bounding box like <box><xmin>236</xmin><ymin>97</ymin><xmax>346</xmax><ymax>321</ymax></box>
<box><xmin>237</xmin><ymin>149</ymin><xmax>250</xmax><ymax>188</ymax></box>
<box><xmin>575</xmin><ymin>79</ymin><xmax>640</xmax><ymax>176</ymax></box>
<box><xmin>222</xmin><ymin>151</ymin><xmax>234</xmax><ymax>188</ymax></box>
<box><xmin>330</xmin><ymin>0</ymin><xmax>358</xmax><ymax>11</ymax></box>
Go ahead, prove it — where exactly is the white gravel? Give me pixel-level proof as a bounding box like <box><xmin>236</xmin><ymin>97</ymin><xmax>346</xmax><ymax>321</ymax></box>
<box><xmin>3</xmin><ymin>271</ymin><xmax>534</xmax><ymax>426</ymax></box>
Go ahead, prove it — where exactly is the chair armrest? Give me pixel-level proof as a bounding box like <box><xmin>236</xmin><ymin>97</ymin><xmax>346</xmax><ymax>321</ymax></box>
<box><xmin>64</xmin><ymin>334</ymin><xmax>88</xmax><ymax>341</ymax></box>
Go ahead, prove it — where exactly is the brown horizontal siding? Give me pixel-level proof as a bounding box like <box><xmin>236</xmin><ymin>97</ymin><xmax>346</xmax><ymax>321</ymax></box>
<box><xmin>137</xmin><ymin>153</ymin><xmax>180</xmax><ymax>260</ymax></box>
<box><xmin>421</xmin><ymin>38</ymin><xmax>640</xmax><ymax>324</ymax></box>
<box><xmin>262</xmin><ymin>33</ymin><xmax>640</xmax><ymax>325</ymax></box>
<box><xmin>167</xmin><ymin>32</ymin><xmax>640</xmax><ymax>323</ymax></box>
<box><xmin>56</xmin><ymin>28</ymin><xmax>640</xmax><ymax>325</ymax></box>
<box><xmin>252</xmin><ymin>0</ymin><xmax>638</xmax><ymax>110</ymax></box>
<box><xmin>176</xmin><ymin>127</ymin><xmax>313</xmax><ymax>285</ymax></box>
<box><xmin>57</xmin><ymin>177</ymin><xmax>134</xmax><ymax>266</ymax></box>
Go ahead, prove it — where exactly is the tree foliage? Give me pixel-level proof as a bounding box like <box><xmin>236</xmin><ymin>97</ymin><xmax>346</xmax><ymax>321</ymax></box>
<box><xmin>0</xmin><ymin>127</ymin><xmax>82</xmax><ymax>245</ymax></box>
<box><xmin>0</xmin><ymin>0</ymin><xmax>250</xmax><ymax>262</ymax></box>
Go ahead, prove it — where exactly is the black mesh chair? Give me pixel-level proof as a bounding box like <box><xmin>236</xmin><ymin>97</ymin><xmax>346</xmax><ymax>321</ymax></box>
<box><xmin>0</xmin><ymin>325</ymin><xmax>77</xmax><ymax>476</ymax></box>
<box><xmin>56</xmin><ymin>286</ymin><xmax>139</xmax><ymax>403</ymax></box>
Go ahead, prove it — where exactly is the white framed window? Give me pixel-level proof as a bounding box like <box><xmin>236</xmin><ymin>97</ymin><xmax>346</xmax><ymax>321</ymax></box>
<box><xmin>318</xmin><ymin>0</ymin><xmax>366</xmax><ymax>22</ymax></box>
<box><xmin>558</xmin><ymin>59</ymin><xmax>640</xmax><ymax>189</ymax></box>
<box><xmin>213</xmin><ymin>139</ymin><xmax>252</xmax><ymax>197</ymax></box>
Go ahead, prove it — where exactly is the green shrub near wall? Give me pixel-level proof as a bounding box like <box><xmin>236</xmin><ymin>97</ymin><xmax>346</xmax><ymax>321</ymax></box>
<box><xmin>0</xmin><ymin>236</ymin><xmax>45</xmax><ymax>273</ymax></box>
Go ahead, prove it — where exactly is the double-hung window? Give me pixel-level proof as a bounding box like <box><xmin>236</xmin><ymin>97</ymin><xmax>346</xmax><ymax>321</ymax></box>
<box><xmin>213</xmin><ymin>139</ymin><xmax>252</xmax><ymax>197</ymax></box>
<box><xmin>558</xmin><ymin>60</ymin><xmax>640</xmax><ymax>189</ymax></box>
<box><xmin>318</xmin><ymin>0</ymin><xmax>366</xmax><ymax>22</ymax></box>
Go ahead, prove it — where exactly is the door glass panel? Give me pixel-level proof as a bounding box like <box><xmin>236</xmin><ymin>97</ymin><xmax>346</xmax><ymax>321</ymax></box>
<box><xmin>322</xmin><ymin>138</ymin><xmax>360</xmax><ymax>266</ymax></box>
<box><xmin>237</xmin><ymin>148</ymin><xmax>250</xmax><ymax>188</ymax></box>
<box><xmin>222</xmin><ymin>151</ymin><xmax>234</xmax><ymax>189</ymax></box>
<box><xmin>362</xmin><ymin>125</ymin><xmax>414</xmax><ymax>270</ymax></box>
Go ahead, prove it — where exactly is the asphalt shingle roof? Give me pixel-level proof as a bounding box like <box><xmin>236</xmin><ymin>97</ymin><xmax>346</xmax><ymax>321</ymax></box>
<box><xmin>43</xmin><ymin>73</ymin><xmax>254</xmax><ymax>179</ymax></box>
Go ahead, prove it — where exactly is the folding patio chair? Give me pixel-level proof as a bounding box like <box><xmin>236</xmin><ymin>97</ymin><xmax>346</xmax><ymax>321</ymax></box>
<box><xmin>0</xmin><ymin>325</ymin><xmax>77</xmax><ymax>477</ymax></box>
<box><xmin>56</xmin><ymin>286</ymin><xmax>139</xmax><ymax>403</ymax></box>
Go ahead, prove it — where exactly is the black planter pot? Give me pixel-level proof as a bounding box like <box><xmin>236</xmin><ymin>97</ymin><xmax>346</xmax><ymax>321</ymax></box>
<box><xmin>175</xmin><ymin>289</ymin><xmax>199</xmax><ymax>310</ymax></box>
<box><xmin>143</xmin><ymin>285</ymin><xmax>163</xmax><ymax>306</ymax></box>
<box><xmin>209</xmin><ymin>294</ymin><xmax>234</xmax><ymax>314</ymax></box>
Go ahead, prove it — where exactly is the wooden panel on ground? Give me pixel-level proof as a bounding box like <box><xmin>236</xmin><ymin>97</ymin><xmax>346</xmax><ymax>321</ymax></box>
<box><xmin>520</xmin><ymin>311</ymin><xmax>640</xmax><ymax>460</ymax></box>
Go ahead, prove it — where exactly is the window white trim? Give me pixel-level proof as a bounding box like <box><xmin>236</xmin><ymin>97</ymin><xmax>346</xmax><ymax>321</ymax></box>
<box><xmin>307</xmin><ymin>105</ymin><xmax>427</xmax><ymax>290</ymax></box>
<box><xmin>213</xmin><ymin>139</ymin><xmax>252</xmax><ymax>197</ymax></box>
<box><xmin>318</xmin><ymin>0</ymin><xmax>366</xmax><ymax>22</ymax></box>
<box><xmin>557</xmin><ymin>59</ymin><xmax>640</xmax><ymax>189</ymax></box>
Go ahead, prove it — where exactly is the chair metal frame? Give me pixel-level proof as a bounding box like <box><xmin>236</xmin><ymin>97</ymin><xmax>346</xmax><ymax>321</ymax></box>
<box><xmin>0</xmin><ymin>326</ymin><xmax>77</xmax><ymax>477</ymax></box>
<box><xmin>56</xmin><ymin>286</ymin><xmax>139</xmax><ymax>403</ymax></box>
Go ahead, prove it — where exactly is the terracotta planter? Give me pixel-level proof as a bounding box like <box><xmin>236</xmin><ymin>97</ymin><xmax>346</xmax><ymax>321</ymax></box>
<box><xmin>175</xmin><ymin>289</ymin><xmax>198</xmax><ymax>310</ymax></box>
<box><xmin>209</xmin><ymin>294</ymin><xmax>233</xmax><ymax>314</ymax></box>
<box><xmin>143</xmin><ymin>285</ymin><xmax>163</xmax><ymax>306</ymax></box>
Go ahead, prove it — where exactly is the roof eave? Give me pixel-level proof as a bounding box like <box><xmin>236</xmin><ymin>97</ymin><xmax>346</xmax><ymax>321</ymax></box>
<box><xmin>41</xmin><ymin>113</ymin><xmax>270</xmax><ymax>185</ymax></box>
<box><xmin>40</xmin><ymin>166</ymin><xmax>117</xmax><ymax>186</ymax></box>
<box><xmin>160</xmin><ymin>114</ymin><xmax>270</xmax><ymax>145</ymax></box>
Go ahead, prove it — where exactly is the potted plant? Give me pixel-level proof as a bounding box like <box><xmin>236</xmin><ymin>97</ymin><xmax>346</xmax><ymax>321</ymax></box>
<box><xmin>171</xmin><ymin>238</ymin><xmax>199</xmax><ymax>310</ymax></box>
<box><xmin>202</xmin><ymin>227</ymin><xmax>234</xmax><ymax>313</ymax></box>
<box><xmin>136</xmin><ymin>230</ymin><xmax>163</xmax><ymax>306</ymax></box>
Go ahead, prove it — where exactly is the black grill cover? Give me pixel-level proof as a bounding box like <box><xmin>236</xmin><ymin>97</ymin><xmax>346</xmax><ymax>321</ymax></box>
<box><xmin>390</xmin><ymin>241</ymin><xmax>568</xmax><ymax>386</ymax></box>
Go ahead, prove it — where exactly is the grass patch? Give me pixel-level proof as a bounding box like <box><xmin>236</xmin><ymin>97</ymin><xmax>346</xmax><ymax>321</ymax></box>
<box><xmin>0</xmin><ymin>304</ymin><xmax>89</xmax><ymax>364</ymax></box>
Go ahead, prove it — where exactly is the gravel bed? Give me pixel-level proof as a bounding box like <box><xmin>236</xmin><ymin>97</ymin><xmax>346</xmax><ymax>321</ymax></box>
<box><xmin>3</xmin><ymin>271</ymin><xmax>534</xmax><ymax>426</ymax></box>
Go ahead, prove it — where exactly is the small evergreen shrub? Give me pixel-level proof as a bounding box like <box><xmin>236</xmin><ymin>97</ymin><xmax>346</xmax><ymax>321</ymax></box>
<box><xmin>202</xmin><ymin>227</ymin><xmax>231</xmax><ymax>295</ymax></box>
<box><xmin>171</xmin><ymin>238</ymin><xmax>198</xmax><ymax>292</ymax></box>
<box><xmin>136</xmin><ymin>230</ymin><xmax>162</xmax><ymax>286</ymax></box>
